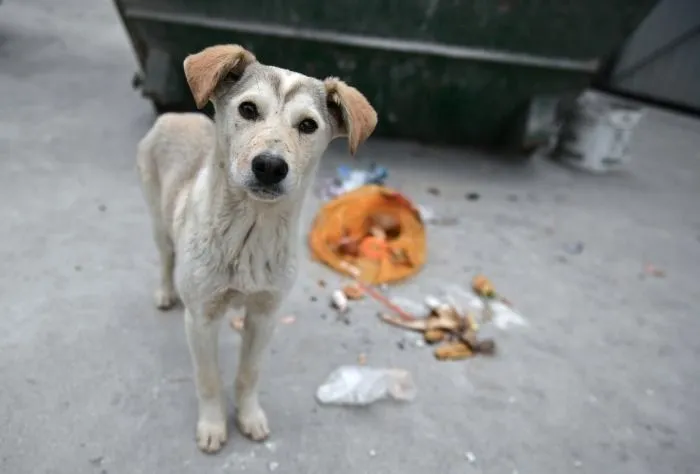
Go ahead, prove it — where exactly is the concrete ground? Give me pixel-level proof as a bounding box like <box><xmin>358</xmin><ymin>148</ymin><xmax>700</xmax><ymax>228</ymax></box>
<box><xmin>1</xmin><ymin>1</ymin><xmax>699</xmax><ymax>473</ymax></box>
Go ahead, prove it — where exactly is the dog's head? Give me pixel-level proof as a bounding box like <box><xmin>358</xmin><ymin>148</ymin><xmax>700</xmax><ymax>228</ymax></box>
<box><xmin>183</xmin><ymin>44</ymin><xmax>377</xmax><ymax>202</ymax></box>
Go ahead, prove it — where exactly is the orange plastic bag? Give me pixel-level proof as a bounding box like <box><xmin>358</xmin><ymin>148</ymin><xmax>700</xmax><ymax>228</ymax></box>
<box><xmin>308</xmin><ymin>185</ymin><xmax>427</xmax><ymax>284</ymax></box>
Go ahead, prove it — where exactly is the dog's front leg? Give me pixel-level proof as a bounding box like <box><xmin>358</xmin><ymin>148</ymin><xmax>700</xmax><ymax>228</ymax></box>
<box><xmin>235</xmin><ymin>292</ymin><xmax>279</xmax><ymax>441</ymax></box>
<box><xmin>185</xmin><ymin>308</ymin><xmax>227</xmax><ymax>453</ymax></box>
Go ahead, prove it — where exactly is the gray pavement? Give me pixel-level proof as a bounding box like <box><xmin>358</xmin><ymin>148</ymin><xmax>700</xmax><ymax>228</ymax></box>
<box><xmin>1</xmin><ymin>1</ymin><xmax>699</xmax><ymax>473</ymax></box>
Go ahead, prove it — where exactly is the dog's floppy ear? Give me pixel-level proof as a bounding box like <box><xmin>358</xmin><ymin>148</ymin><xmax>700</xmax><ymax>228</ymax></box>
<box><xmin>183</xmin><ymin>44</ymin><xmax>257</xmax><ymax>109</ymax></box>
<box><xmin>324</xmin><ymin>78</ymin><xmax>378</xmax><ymax>155</ymax></box>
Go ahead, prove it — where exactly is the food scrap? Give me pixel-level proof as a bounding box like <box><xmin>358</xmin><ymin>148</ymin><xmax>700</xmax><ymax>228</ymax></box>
<box><xmin>330</xmin><ymin>289</ymin><xmax>349</xmax><ymax>313</ymax></box>
<box><xmin>343</xmin><ymin>283</ymin><xmax>365</xmax><ymax>300</ymax></box>
<box><xmin>472</xmin><ymin>274</ymin><xmax>512</xmax><ymax>309</ymax></box>
<box><xmin>434</xmin><ymin>342</ymin><xmax>473</xmax><ymax>361</ymax></box>
<box><xmin>472</xmin><ymin>274</ymin><xmax>496</xmax><ymax>298</ymax></box>
<box><xmin>378</xmin><ymin>293</ymin><xmax>497</xmax><ymax>361</ymax></box>
<box><xmin>230</xmin><ymin>316</ymin><xmax>245</xmax><ymax>332</ymax></box>
<box><xmin>338</xmin><ymin>261</ymin><xmax>416</xmax><ymax>322</ymax></box>
<box><xmin>423</xmin><ymin>329</ymin><xmax>447</xmax><ymax>344</ymax></box>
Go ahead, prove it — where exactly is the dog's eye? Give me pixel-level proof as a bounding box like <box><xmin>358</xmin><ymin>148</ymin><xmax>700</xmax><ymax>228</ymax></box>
<box><xmin>225</xmin><ymin>71</ymin><xmax>241</xmax><ymax>82</ymax></box>
<box><xmin>239</xmin><ymin>102</ymin><xmax>259</xmax><ymax>120</ymax></box>
<box><xmin>298</xmin><ymin>118</ymin><xmax>318</xmax><ymax>134</ymax></box>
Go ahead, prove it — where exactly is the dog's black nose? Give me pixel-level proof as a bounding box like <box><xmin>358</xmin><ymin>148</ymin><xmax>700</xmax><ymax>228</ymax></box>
<box><xmin>251</xmin><ymin>153</ymin><xmax>289</xmax><ymax>186</ymax></box>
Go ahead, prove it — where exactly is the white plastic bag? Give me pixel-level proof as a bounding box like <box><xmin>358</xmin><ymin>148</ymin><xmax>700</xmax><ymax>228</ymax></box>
<box><xmin>316</xmin><ymin>366</ymin><xmax>417</xmax><ymax>406</ymax></box>
<box><xmin>440</xmin><ymin>284</ymin><xmax>527</xmax><ymax>330</ymax></box>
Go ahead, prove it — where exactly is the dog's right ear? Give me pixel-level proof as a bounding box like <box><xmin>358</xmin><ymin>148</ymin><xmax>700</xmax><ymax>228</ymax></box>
<box><xmin>183</xmin><ymin>44</ymin><xmax>257</xmax><ymax>109</ymax></box>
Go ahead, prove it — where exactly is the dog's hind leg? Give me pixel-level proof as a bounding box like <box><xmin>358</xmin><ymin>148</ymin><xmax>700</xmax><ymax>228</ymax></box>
<box><xmin>151</xmin><ymin>222</ymin><xmax>178</xmax><ymax>310</ymax></box>
<box><xmin>136</xmin><ymin>139</ymin><xmax>178</xmax><ymax>310</ymax></box>
<box><xmin>235</xmin><ymin>293</ymin><xmax>279</xmax><ymax>441</ymax></box>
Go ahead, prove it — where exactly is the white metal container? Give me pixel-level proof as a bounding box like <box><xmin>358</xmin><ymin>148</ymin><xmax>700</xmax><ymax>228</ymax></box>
<box><xmin>554</xmin><ymin>92</ymin><xmax>645</xmax><ymax>173</ymax></box>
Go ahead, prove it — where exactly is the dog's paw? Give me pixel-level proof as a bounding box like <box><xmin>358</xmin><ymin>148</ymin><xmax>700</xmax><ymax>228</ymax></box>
<box><xmin>236</xmin><ymin>405</ymin><xmax>270</xmax><ymax>441</ymax></box>
<box><xmin>196</xmin><ymin>419</ymin><xmax>227</xmax><ymax>454</ymax></box>
<box><xmin>154</xmin><ymin>287</ymin><xmax>178</xmax><ymax>310</ymax></box>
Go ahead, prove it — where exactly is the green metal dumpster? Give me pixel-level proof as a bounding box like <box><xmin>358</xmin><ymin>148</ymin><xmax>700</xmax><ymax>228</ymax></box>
<box><xmin>115</xmin><ymin>0</ymin><xmax>656</xmax><ymax>147</ymax></box>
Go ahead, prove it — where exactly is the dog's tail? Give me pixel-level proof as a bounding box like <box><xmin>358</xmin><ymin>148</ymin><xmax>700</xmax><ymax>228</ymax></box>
<box><xmin>136</xmin><ymin>125</ymin><xmax>164</xmax><ymax>226</ymax></box>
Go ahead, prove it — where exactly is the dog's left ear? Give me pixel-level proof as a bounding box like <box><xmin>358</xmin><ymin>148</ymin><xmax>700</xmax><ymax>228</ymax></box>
<box><xmin>183</xmin><ymin>44</ymin><xmax>257</xmax><ymax>109</ymax></box>
<box><xmin>324</xmin><ymin>78</ymin><xmax>378</xmax><ymax>155</ymax></box>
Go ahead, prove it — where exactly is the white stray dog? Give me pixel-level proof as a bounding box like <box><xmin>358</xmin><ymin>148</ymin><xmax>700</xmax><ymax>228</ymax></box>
<box><xmin>136</xmin><ymin>44</ymin><xmax>377</xmax><ymax>453</ymax></box>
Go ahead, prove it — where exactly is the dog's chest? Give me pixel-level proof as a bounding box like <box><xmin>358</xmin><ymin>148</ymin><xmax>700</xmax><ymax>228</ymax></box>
<box><xmin>226</xmin><ymin>219</ymin><xmax>296</xmax><ymax>293</ymax></box>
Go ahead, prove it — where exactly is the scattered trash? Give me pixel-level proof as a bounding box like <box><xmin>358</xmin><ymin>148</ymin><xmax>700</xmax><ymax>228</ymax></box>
<box><xmin>376</xmin><ymin>276</ymin><xmax>526</xmax><ymax>360</ymax></box>
<box><xmin>358</xmin><ymin>353</ymin><xmax>367</xmax><ymax>365</ymax></box>
<box><xmin>433</xmin><ymin>341</ymin><xmax>474</xmax><ymax>360</ymax></box>
<box><xmin>318</xmin><ymin>279</ymin><xmax>327</xmax><ymax>288</ymax></box>
<box><xmin>319</xmin><ymin>164</ymin><xmax>389</xmax><ymax>200</ymax></box>
<box><xmin>379</xmin><ymin>300</ymin><xmax>495</xmax><ymax>361</ymax></box>
<box><xmin>280</xmin><ymin>315</ymin><xmax>296</xmax><ymax>325</ymax></box>
<box><xmin>309</xmin><ymin>185</ymin><xmax>426</xmax><ymax>284</ymax></box>
<box><xmin>423</xmin><ymin>295</ymin><xmax>442</xmax><ymax>311</ymax></box>
<box><xmin>465</xmin><ymin>452</ymin><xmax>477</xmax><ymax>463</ymax></box>
<box><xmin>336</xmin><ymin>262</ymin><xmax>417</xmax><ymax>322</ymax></box>
<box><xmin>427</xmin><ymin>187</ymin><xmax>441</xmax><ymax>196</ymax></box>
<box><xmin>417</xmin><ymin>205</ymin><xmax>459</xmax><ymax>226</ymax></box>
<box><xmin>472</xmin><ymin>274</ymin><xmax>496</xmax><ymax>298</ymax></box>
<box><xmin>642</xmin><ymin>264</ymin><xmax>666</xmax><ymax>278</ymax></box>
<box><xmin>562</xmin><ymin>241</ymin><xmax>585</xmax><ymax>255</ymax></box>
<box><xmin>465</xmin><ymin>192</ymin><xmax>480</xmax><ymax>201</ymax></box>
<box><xmin>390</xmin><ymin>297</ymin><xmax>430</xmax><ymax>317</ymax></box>
<box><xmin>395</xmin><ymin>331</ymin><xmax>426</xmax><ymax>350</ymax></box>
<box><xmin>330</xmin><ymin>290</ymin><xmax>349</xmax><ymax>313</ymax></box>
<box><xmin>316</xmin><ymin>366</ymin><xmax>417</xmax><ymax>406</ymax></box>
<box><xmin>424</xmin><ymin>328</ymin><xmax>446</xmax><ymax>344</ymax></box>
<box><xmin>343</xmin><ymin>283</ymin><xmax>365</xmax><ymax>300</ymax></box>
<box><xmin>442</xmin><ymin>283</ymin><xmax>527</xmax><ymax>330</ymax></box>
<box><xmin>310</xmin><ymin>295</ymin><xmax>318</xmax><ymax>302</ymax></box>
<box><xmin>268</xmin><ymin>461</ymin><xmax>279</xmax><ymax>472</ymax></box>
<box><xmin>264</xmin><ymin>441</ymin><xmax>277</xmax><ymax>453</ymax></box>
<box><xmin>230</xmin><ymin>316</ymin><xmax>245</xmax><ymax>332</ymax></box>
<box><xmin>417</xmin><ymin>205</ymin><xmax>436</xmax><ymax>222</ymax></box>
<box><xmin>369</xmin><ymin>212</ymin><xmax>402</xmax><ymax>239</ymax></box>
<box><xmin>368</xmin><ymin>449</ymin><xmax>377</xmax><ymax>457</ymax></box>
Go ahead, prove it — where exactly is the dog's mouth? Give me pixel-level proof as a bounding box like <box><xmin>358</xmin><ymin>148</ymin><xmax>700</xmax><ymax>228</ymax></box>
<box><xmin>246</xmin><ymin>184</ymin><xmax>285</xmax><ymax>202</ymax></box>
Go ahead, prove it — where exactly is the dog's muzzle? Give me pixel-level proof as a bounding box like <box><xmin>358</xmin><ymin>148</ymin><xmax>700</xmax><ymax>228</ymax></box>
<box><xmin>247</xmin><ymin>182</ymin><xmax>285</xmax><ymax>201</ymax></box>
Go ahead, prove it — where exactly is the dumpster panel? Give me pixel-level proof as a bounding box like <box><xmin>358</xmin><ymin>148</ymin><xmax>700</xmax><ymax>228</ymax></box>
<box><xmin>116</xmin><ymin>0</ymin><xmax>657</xmax><ymax>146</ymax></box>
